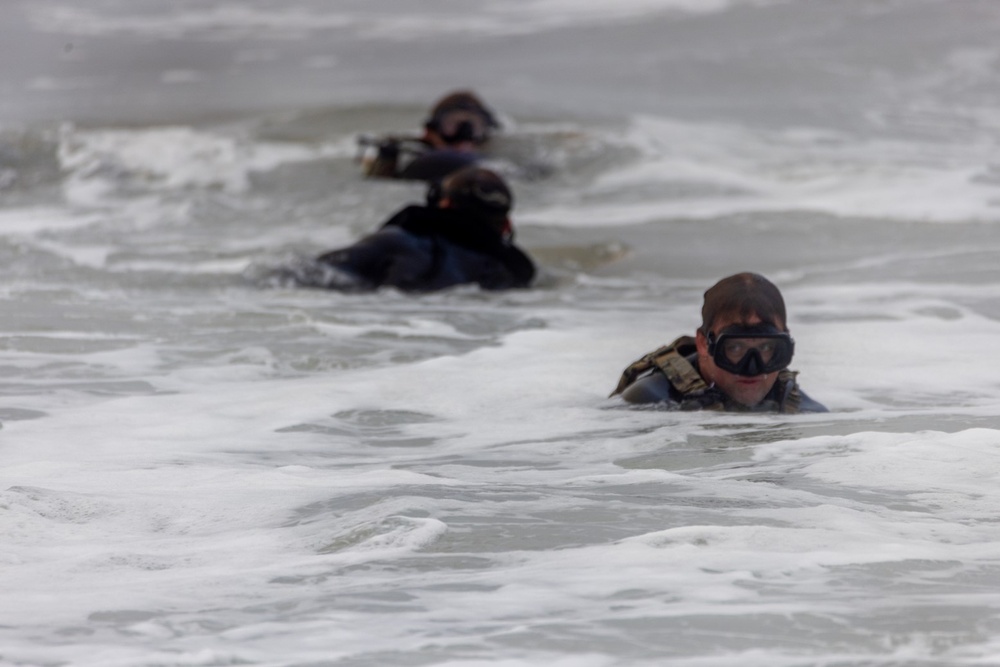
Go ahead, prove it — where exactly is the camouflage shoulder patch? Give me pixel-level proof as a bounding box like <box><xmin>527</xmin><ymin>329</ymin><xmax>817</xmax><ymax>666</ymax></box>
<box><xmin>776</xmin><ymin>369</ymin><xmax>802</xmax><ymax>414</ymax></box>
<box><xmin>610</xmin><ymin>336</ymin><xmax>705</xmax><ymax>397</ymax></box>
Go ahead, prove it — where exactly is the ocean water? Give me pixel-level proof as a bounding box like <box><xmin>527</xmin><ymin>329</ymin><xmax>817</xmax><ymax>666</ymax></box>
<box><xmin>3</xmin><ymin>1</ymin><xmax>1000</xmax><ymax>665</ymax></box>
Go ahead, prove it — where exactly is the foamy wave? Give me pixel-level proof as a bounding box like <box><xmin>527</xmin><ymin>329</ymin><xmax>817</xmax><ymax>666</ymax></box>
<box><xmin>753</xmin><ymin>429</ymin><xmax>1000</xmax><ymax>520</ymax></box>
<box><xmin>0</xmin><ymin>207</ymin><xmax>103</xmax><ymax>235</ymax></box>
<box><xmin>29</xmin><ymin>0</ymin><xmax>795</xmax><ymax>41</ymax></box>
<box><xmin>57</xmin><ymin>125</ymin><xmax>344</xmax><ymax>197</ymax></box>
<box><xmin>28</xmin><ymin>5</ymin><xmax>353</xmax><ymax>39</ymax></box>
<box><xmin>522</xmin><ymin>114</ymin><xmax>1000</xmax><ymax>226</ymax></box>
<box><xmin>317</xmin><ymin>516</ymin><xmax>448</xmax><ymax>558</ymax></box>
<box><xmin>506</xmin><ymin>0</ymin><xmax>787</xmax><ymax>22</ymax></box>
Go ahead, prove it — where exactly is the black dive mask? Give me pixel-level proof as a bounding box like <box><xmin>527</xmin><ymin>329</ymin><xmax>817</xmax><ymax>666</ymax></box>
<box><xmin>430</xmin><ymin>111</ymin><xmax>488</xmax><ymax>145</ymax></box>
<box><xmin>706</xmin><ymin>323</ymin><xmax>794</xmax><ymax>377</ymax></box>
<box><xmin>442</xmin><ymin>120</ymin><xmax>478</xmax><ymax>144</ymax></box>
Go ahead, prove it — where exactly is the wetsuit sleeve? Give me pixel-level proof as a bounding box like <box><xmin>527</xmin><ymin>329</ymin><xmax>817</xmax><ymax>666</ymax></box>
<box><xmin>398</xmin><ymin>150</ymin><xmax>480</xmax><ymax>181</ymax></box>
<box><xmin>619</xmin><ymin>372</ymin><xmax>681</xmax><ymax>405</ymax></box>
<box><xmin>468</xmin><ymin>246</ymin><xmax>534</xmax><ymax>290</ymax></box>
<box><xmin>316</xmin><ymin>228</ymin><xmax>434</xmax><ymax>290</ymax></box>
<box><xmin>500</xmin><ymin>246</ymin><xmax>536</xmax><ymax>288</ymax></box>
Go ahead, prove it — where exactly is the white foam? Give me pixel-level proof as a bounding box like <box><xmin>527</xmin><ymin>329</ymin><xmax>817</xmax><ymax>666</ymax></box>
<box><xmin>28</xmin><ymin>0</ymin><xmax>796</xmax><ymax>41</ymax></box>
<box><xmin>2</xmin><ymin>294</ymin><xmax>999</xmax><ymax>664</ymax></box>
<box><xmin>57</xmin><ymin>125</ymin><xmax>347</xmax><ymax>196</ymax></box>
<box><xmin>0</xmin><ymin>207</ymin><xmax>102</xmax><ymax>234</ymax></box>
<box><xmin>502</xmin><ymin>0</ymin><xmax>787</xmax><ymax>23</ymax></box>
<box><xmin>781</xmin><ymin>282</ymin><xmax>1000</xmax><ymax>409</ymax></box>
<box><xmin>159</xmin><ymin>69</ymin><xmax>206</xmax><ymax>84</ymax></box>
<box><xmin>27</xmin><ymin>76</ymin><xmax>100</xmax><ymax>92</ymax></box>
<box><xmin>27</xmin><ymin>5</ymin><xmax>354</xmax><ymax>39</ymax></box>
<box><xmin>525</xmin><ymin>115</ymin><xmax>1000</xmax><ymax>226</ymax></box>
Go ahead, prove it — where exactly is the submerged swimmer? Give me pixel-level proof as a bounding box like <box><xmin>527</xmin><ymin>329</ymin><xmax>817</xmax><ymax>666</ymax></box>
<box><xmin>611</xmin><ymin>272</ymin><xmax>827</xmax><ymax>413</ymax></box>
<box><xmin>309</xmin><ymin>166</ymin><xmax>535</xmax><ymax>292</ymax></box>
<box><xmin>357</xmin><ymin>90</ymin><xmax>500</xmax><ymax>182</ymax></box>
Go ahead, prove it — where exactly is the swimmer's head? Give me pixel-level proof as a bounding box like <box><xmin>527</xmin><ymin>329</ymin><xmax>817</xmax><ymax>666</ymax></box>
<box><xmin>434</xmin><ymin>166</ymin><xmax>514</xmax><ymax>238</ymax></box>
<box><xmin>700</xmin><ymin>272</ymin><xmax>787</xmax><ymax>335</ymax></box>
<box><xmin>425</xmin><ymin>91</ymin><xmax>499</xmax><ymax>146</ymax></box>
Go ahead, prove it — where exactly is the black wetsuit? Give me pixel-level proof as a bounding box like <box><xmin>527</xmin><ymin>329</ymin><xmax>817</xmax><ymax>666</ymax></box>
<box><xmin>397</xmin><ymin>149</ymin><xmax>480</xmax><ymax>181</ymax></box>
<box><xmin>315</xmin><ymin>205</ymin><xmax>535</xmax><ymax>292</ymax></box>
<box><xmin>365</xmin><ymin>141</ymin><xmax>481</xmax><ymax>182</ymax></box>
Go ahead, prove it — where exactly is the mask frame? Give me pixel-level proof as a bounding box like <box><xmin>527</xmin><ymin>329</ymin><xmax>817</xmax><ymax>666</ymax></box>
<box><xmin>426</xmin><ymin>110</ymin><xmax>490</xmax><ymax>145</ymax></box>
<box><xmin>706</xmin><ymin>324</ymin><xmax>795</xmax><ymax>377</ymax></box>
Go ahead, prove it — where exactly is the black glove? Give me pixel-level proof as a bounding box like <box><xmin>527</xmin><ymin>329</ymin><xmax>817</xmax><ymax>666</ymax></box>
<box><xmin>377</xmin><ymin>140</ymin><xmax>400</xmax><ymax>161</ymax></box>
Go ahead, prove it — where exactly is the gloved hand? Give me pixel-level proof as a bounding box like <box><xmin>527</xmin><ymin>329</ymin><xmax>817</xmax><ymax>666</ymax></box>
<box><xmin>376</xmin><ymin>139</ymin><xmax>400</xmax><ymax>161</ymax></box>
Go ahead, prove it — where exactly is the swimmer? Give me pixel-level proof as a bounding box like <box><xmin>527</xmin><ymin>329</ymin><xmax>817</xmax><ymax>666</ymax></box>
<box><xmin>358</xmin><ymin>90</ymin><xmax>500</xmax><ymax>182</ymax></box>
<box><xmin>314</xmin><ymin>166</ymin><xmax>534</xmax><ymax>292</ymax></box>
<box><xmin>611</xmin><ymin>272</ymin><xmax>827</xmax><ymax>413</ymax></box>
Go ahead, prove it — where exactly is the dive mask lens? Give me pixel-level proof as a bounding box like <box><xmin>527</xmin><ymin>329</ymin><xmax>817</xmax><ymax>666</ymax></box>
<box><xmin>437</xmin><ymin>112</ymin><xmax>487</xmax><ymax>144</ymax></box>
<box><xmin>707</xmin><ymin>326</ymin><xmax>794</xmax><ymax>377</ymax></box>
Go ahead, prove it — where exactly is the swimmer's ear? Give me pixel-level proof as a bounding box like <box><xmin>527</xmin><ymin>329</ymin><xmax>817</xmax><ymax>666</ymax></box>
<box><xmin>695</xmin><ymin>329</ymin><xmax>710</xmax><ymax>357</ymax></box>
<box><xmin>501</xmin><ymin>217</ymin><xmax>513</xmax><ymax>241</ymax></box>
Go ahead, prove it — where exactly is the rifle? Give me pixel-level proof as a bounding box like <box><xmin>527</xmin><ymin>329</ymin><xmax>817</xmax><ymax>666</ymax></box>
<box><xmin>354</xmin><ymin>134</ymin><xmax>429</xmax><ymax>162</ymax></box>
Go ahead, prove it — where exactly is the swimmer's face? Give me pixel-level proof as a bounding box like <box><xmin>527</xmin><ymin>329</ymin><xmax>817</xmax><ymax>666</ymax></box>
<box><xmin>696</xmin><ymin>312</ymin><xmax>783</xmax><ymax>408</ymax></box>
